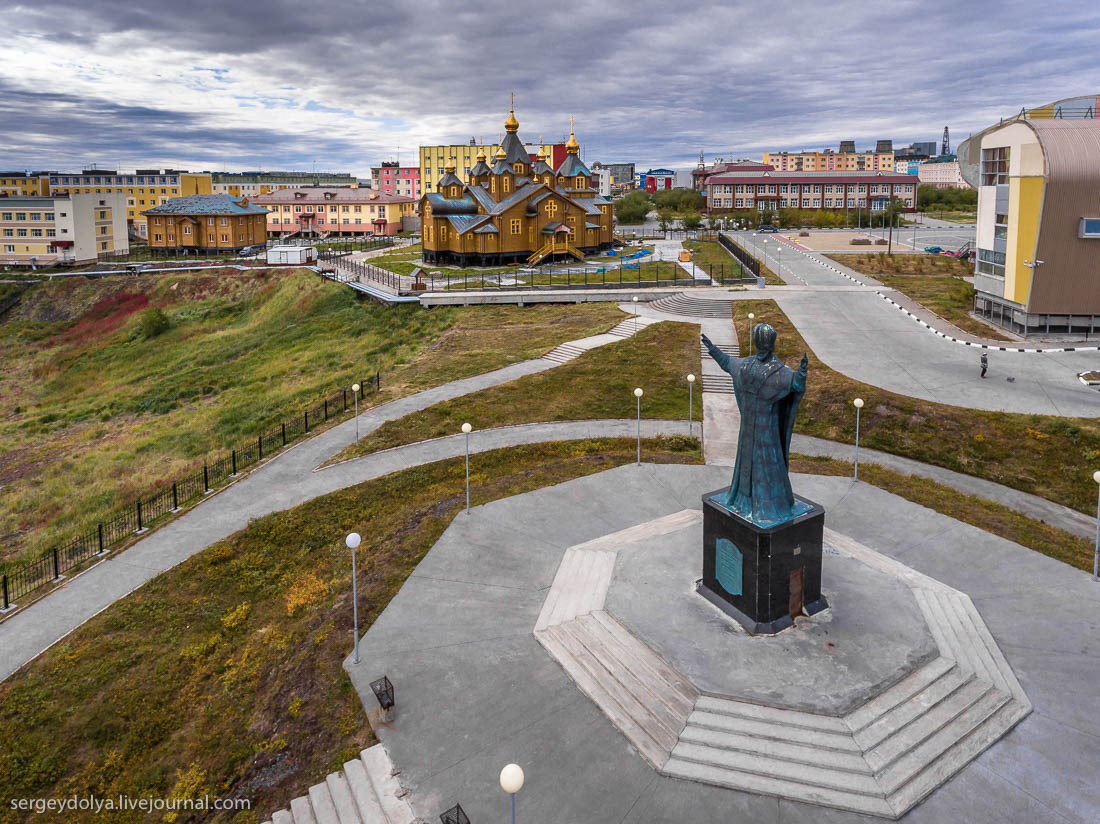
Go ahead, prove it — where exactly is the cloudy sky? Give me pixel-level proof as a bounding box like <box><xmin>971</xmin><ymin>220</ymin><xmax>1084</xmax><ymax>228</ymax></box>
<box><xmin>1</xmin><ymin>0</ymin><xmax>1097</xmax><ymax>177</ymax></box>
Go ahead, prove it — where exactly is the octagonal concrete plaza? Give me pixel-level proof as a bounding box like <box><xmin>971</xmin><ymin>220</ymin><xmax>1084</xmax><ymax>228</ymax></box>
<box><xmin>345</xmin><ymin>464</ymin><xmax>1099</xmax><ymax>824</ymax></box>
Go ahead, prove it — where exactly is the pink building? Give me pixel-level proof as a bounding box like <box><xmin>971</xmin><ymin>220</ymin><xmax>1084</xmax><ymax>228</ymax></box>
<box><xmin>251</xmin><ymin>187</ymin><xmax>415</xmax><ymax>237</ymax></box>
<box><xmin>370</xmin><ymin>163</ymin><xmax>420</xmax><ymax>197</ymax></box>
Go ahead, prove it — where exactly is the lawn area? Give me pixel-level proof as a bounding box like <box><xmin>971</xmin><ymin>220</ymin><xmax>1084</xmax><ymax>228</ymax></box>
<box><xmin>736</xmin><ymin>299</ymin><xmax>1100</xmax><ymax>518</ymax></box>
<box><xmin>0</xmin><ymin>436</ymin><xmax>702</xmax><ymax>824</ymax></box>
<box><xmin>826</xmin><ymin>253</ymin><xmax>1009</xmax><ymax>341</ymax></box>
<box><xmin>329</xmin><ymin>320</ymin><xmax>702</xmax><ymax>462</ymax></box>
<box><xmin>683</xmin><ymin>240</ymin><xmax>756</xmax><ymax>282</ymax></box>
<box><xmin>926</xmin><ymin>212</ymin><xmax>977</xmax><ymax>223</ymax></box>
<box><xmin>0</xmin><ymin>272</ymin><xmax>623</xmax><ymax>567</ymax></box>
<box><xmin>828</xmin><ymin>253</ymin><xmax>973</xmax><ymax>277</ymax></box>
<box><xmin>790</xmin><ymin>454</ymin><xmax>1095</xmax><ymax>571</ymax></box>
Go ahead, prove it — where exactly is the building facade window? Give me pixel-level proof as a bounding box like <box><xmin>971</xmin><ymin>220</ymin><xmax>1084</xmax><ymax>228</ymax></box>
<box><xmin>981</xmin><ymin>147</ymin><xmax>1010</xmax><ymax>185</ymax></box>
<box><xmin>977</xmin><ymin>248</ymin><xmax>1006</xmax><ymax>277</ymax></box>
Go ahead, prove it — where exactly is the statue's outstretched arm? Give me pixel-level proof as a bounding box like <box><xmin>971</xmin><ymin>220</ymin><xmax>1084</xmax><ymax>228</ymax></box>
<box><xmin>701</xmin><ymin>333</ymin><xmax>734</xmax><ymax>373</ymax></box>
<box><xmin>792</xmin><ymin>354</ymin><xmax>808</xmax><ymax>392</ymax></box>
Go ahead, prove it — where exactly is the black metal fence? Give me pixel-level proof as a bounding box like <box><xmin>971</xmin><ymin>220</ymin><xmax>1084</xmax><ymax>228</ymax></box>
<box><xmin>1</xmin><ymin>376</ymin><xmax>382</xmax><ymax>612</ymax></box>
<box><xmin>717</xmin><ymin>234</ymin><xmax>761</xmax><ymax>277</ymax></box>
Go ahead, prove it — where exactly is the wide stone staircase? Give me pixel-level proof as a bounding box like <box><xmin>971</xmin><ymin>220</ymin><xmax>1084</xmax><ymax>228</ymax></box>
<box><xmin>650</xmin><ymin>293</ymin><xmax>732</xmax><ymax>318</ymax></box>
<box><xmin>662</xmin><ymin>533</ymin><xmax>1032</xmax><ymax>819</ymax></box>
<box><xmin>260</xmin><ymin>744</ymin><xmax>415</xmax><ymax>824</ymax></box>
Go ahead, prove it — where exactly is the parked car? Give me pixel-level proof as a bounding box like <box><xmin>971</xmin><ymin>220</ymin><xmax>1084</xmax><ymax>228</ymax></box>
<box><xmin>756</xmin><ymin>224</ymin><xmax>779</xmax><ymax>233</ymax></box>
<box><xmin>238</xmin><ymin>245</ymin><xmax>261</xmax><ymax>257</ymax></box>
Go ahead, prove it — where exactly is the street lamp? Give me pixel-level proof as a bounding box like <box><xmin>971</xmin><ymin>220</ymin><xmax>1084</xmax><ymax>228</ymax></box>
<box><xmin>687</xmin><ymin>374</ymin><xmax>696</xmax><ymax>438</ymax></box>
<box><xmin>751</xmin><ymin>232</ymin><xmax>758</xmax><ymax>259</ymax></box>
<box><xmin>747</xmin><ymin>312</ymin><xmax>755</xmax><ymax>356</ymax></box>
<box><xmin>346</xmin><ymin>532</ymin><xmax>362</xmax><ymax>664</ymax></box>
<box><xmin>352</xmin><ymin>383</ymin><xmax>360</xmax><ymax>443</ymax></box>
<box><xmin>632</xmin><ymin>295</ymin><xmax>639</xmax><ymax>336</ymax></box>
<box><xmin>499</xmin><ymin>764</ymin><xmax>525</xmax><ymax>824</ymax></box>
<box><xmin>634</xmin><ymin>387</ymin><xmax>644</xmax><ymax>464</ymax></box>
<box><xmin>853</xmin><ymin>398</ymin><xmax>864</xmax><ymax>481</ymax></box>
<box><xmin>1093</xmin><ymin>470</ymin><xmax>1100</xmax><ymax>581</ymax></box>
<box><xmin>461</xmin><ymin>422</ymin><xmax>472</xmax><ymax>514</ymax></box>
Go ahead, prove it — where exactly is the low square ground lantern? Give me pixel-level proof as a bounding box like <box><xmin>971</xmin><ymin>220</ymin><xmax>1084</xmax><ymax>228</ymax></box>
<box><xmin>699</xmin><ymin>487</ymin><xmax>827</xmax><ymax>634</ymax></box>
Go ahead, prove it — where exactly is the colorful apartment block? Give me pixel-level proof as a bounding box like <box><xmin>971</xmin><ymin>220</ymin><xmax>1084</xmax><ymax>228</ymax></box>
<box><xmin>1</xmin><ymin>192</ymin><xmax>128</xmax><ymax>266</ymax></box>
<box><xmin>210</xmin><ymin>171</ymin><xmax>357</xmax><ymax>198</ymax></box>
<box><xmin>705</xmin><ymin>170</ymin><xmax>916</xmax><ymax>212</ymax></box>
<box><xmin>252</xmin><ymin>188</ymin><xmax>415</xmax><ymax>237</ymax></box>
<box><xmin>370</xmin><ymin>163</ymin><xmax>420</xmax><ymax>197</ymax></box>
<box><xmin>420</xmin><ymin>141</ymin><xmax>567</xmax><ymax>194</ymax></box>
<box><xmin>47</xmin><ymin>170</ymin><xmax>213</xmax><ymax>239</ymax></box>
<box><xmin>638</xmin><ymin>169</ymin><xmax>675</xmax><ymax>192</ymax></box>
<box><xmin>0</xmin><ymin>172</ymin><xmax>52</xmax><ymax>197</ymax></box>
<box><xmin>142</xmin><ymin>194</ymin><xmax>268</xmax><ymax>253</ymax></box>
<box><xmin>764</xmin><ymin>141</ymin><xmax>895</xmax><ymax>173</ymax></box>
<box><xmin>917</xmin><ymin>155</ymin><xmax>968</xmax><ymax>189</ymax></box>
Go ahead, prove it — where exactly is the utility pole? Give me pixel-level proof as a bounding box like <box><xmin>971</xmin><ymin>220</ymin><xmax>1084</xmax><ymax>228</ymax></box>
<box><xmin>887</xmin><ymin>199</ymin><xmax>894</xmax><ymax>255</ymax></box>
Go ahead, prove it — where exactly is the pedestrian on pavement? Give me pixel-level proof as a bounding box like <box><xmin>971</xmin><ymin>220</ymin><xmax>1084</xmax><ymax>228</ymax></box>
<box><xmin>980</xmin><ymin>352</ymin><xmax>988</xmax><ymax>379</ymax></box>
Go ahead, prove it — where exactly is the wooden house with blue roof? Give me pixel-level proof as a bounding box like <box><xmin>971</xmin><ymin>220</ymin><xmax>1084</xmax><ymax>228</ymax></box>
<box><xmin>420</xmin><ymin>103</ymin><xmax>614</xmax><ymax>266</ymax></box>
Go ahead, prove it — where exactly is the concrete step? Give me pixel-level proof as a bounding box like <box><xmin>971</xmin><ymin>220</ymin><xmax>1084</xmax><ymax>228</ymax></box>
<box><xmin>542</xmin><ymin>342</ymin><xmax>587</xmax><ymax>363</ymax></box>
<box><xmin>343</xmin><ymin>758</ymin><xmax>388</xmax><ymax>823</ymax></box>
<box><xmin>360</xmin><ymin>745</ymin><xmax>416</xmax><ymax>824</ymax></box>
<box><xmin>885</xmin><ymin>698</ymin><xmax>1030</xmax><ymax>815</ymax></box>
<box><xmin>307</xmin><ymin>781</ymin><xmax>342</xmax><ymax>824</ymax></box>
<box><xmin>651</xmin><ymin>294</ymin><xmax>732</xmax><ymax>318</ymax></box>
<box><xmin>671</xmin><ymin>740</ymin><xmax>882</xmax><ymax>796</ymax></box>
<box><xmin>587</xmin><ymin>611</ymin><xmax>698</xmax><ymax>707</ymax></box>
<box><xmin>549</xmin><ymin>622</ymin><xmax>679</xmax><ymax>753</ymax></box>
<box><xmin>325</xmin><ymin>771</ymin><xmax>364</xmax><ymax>824</ymax></box>
<box><xmin>688</xmin><ymin>709</ymin><xmax>863</xmax><ymax>753</ymax></box>
<box><xmin>852</xmin><ymin>665</ymin><xmax>974</xmax><ymax>751</ymax></box>
<box><xmin>662</xmin><ymin>757</ymin><xmax>896</xmax><ymax>818</ymax></box>
<box><xmin>877</xmin><ymin>687</ymin><xmax>1011</xmax><ymax>795</ymax></box>
<box><xmin>863</xmin><ymin>677</ymin><xmax>991</xmax><ymax>772</ymax></box>
<box><xmin>679</xmin><ymin>724</ymin><xmax>872</xmax><ymax>774</ymax></box>
<box><xmin>538</xmin><ymin>623</ymin><xmax>669</xmax><ymax>768</ymax></box>
<box><xmin>695</xmin><ymin>695</ymin><xmax>853</xmax><ymax>734</ymax></box>
<box><xmin>573</xmin><ymin>613</ymin><xmax>692</xmax><ymax>733</ymax></box>
<box><xmin>272</xmin><ymin>810</ymin><xmax>293</xmax><ymax>824</ymax></box>
<box><xmin>844</xmin><ymin>657</ymin><xmax>955</xmax><ymax>734</ymax></box>
<box><xmin>290</xmin><ymin>796</ymin><xmax>317</xmax><ymax>824</ymax></box>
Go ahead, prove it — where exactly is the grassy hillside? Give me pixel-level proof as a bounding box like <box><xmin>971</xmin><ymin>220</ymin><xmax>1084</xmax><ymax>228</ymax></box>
<box><xmin>0</xmin><ymin>270</ymin><xmax>623</xmax><ymax>567</ymax></box>
<box><xmin>0</xmin><ymin>437</ymin><xmax>701</xmax><ymax>824</ymax></box>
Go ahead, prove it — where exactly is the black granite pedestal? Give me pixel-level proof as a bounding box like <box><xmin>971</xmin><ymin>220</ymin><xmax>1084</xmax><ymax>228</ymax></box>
<box><xmin>698</xmin><ymin>487</ymin><xmax>828</xmax><ymax>634</ymax></box>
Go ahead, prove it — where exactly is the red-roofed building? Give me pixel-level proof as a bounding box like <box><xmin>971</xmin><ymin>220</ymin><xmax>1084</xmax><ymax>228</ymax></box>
<box><xmin>704</xmin><ymin>170</ymin><xmax>917</xmax><ymax>213</ymax></box>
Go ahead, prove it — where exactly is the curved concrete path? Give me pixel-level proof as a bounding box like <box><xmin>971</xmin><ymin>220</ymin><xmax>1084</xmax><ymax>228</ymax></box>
<box><xmin>699</xmin><ymin>231</ymin><xmax>1100</xmax><ymax>416</ymax></box>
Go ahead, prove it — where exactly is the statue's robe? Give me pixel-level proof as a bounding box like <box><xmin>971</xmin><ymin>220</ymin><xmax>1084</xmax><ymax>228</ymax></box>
<box><xmin>709</xmin><ymin>350</ymin><xmax>805</xmax><ymax>524</ymax></box>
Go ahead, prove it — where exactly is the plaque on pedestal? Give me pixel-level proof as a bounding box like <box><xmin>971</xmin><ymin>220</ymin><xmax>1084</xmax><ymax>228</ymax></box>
<box><xmin>698</xmin><ymin>486</ymin><xmax>828</xmax><ymax>634</ymax></box>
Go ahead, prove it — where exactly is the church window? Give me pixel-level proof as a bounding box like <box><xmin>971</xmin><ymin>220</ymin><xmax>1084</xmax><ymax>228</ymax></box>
<box><xmin>513</xmin><ymin>163</ymin><xmax>523</xmax><ymax>173</ymax></box>
<box><xmin>450</xmin><ymin>186</ymin><xmax>458</xmax><ymax>197</ymax></box>
<box><xmin>503</xmin><ymin>177</ymin><xmax>510</xmax><ymax>193</ymax></box>
<box><xmin>439</xmin><ymin>226</ymin><xmax>447</xmax><ymax>241</ymax></box>
<box><xmin>426</xmin><ymin>226</ymin><xmax>432</xmax><ymax>241</ymax></box>
<box><xmin>546</xmin><ymin>201</ymin><xmax>558</xmax><ymax>217</ymax></box>
<box><xmin>510</xmin><ymin>219</ymin><xmax>521</xmax><ymax>234</ymax></box>
<box><xmin>577</xmin><ymin>177</ymin><xmax>584</xmax><ymax>188</ymax></box>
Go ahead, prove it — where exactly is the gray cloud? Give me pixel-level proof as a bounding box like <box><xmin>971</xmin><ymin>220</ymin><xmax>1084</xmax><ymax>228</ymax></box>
<box><xmin>2</xmin><ymin>0</ymin><xmax>1099</xmax><ymax>174</ymax></box>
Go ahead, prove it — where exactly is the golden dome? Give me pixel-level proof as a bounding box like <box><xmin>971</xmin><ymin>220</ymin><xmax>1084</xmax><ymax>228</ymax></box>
<box><xmin>476</xmin><ymin>146</ymin><xmax>487</xmax><ymax>162</ymax></box>
<box><xmin>495</xmin><ymin>145</ymin><xmax>507</xmax><ymax>160</ymax></box>
<box><xmin>444</xmin><ymin>157</ymin><xmax>456</xmax><ymax>172</ymax></box>
<box><xmin>566</xmin><ymin>115</ymin><xmax>579</xmax><ymax>153</ymax></box>
<box><xmin>505</xmin><ymin>92</ymin><xmax>519</xmax><ymax>132</ymax></box>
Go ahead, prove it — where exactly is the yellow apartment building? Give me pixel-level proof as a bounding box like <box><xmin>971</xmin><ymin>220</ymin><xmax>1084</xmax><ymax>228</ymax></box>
<box><xmin>0</xmin><ymin>172</ymin><xmax>51</xmax><ymax>196</ymax></box>
<box><xmin>47</xmin><ymin>170</ymin><xmax>213</xmax><ymax>239</ymax></box>
<box><xmin>211</xmin><ymin>171</ymin><xmax>358</xmax><ymax>197</ymax></box>
<box><xmin>420</xmin><ymin>140</ymin><xmax>566</xmax><ymax>194</ymax></box>
<box><xmin>764</xmin><ymin>141</ymin><xmax>895</xmax><ymax>173</ymax></box>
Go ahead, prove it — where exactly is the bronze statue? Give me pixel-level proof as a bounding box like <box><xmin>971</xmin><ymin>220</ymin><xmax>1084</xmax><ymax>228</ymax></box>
<box><xmin>702</xmin><ymin>323</ymin><xmax>809</xmax><ymax>526</ymax></box>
